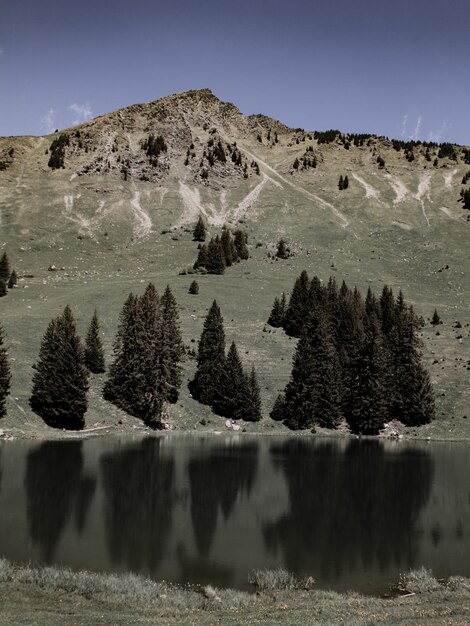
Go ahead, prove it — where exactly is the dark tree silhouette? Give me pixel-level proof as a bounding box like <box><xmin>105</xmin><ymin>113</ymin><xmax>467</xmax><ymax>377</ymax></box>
<box><xmin>0</xmin><ymin>324</ymin><xmax>11</xmax><ymax>418</ymax></box>
<box><xmin>84</xmin><ymin>310</ymin><xmax>105</xmax><ymax>374</ymax></box>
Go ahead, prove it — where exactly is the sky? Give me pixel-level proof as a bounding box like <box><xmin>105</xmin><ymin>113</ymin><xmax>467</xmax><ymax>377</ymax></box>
<box><xmin>1</xmin><ymin>0</ymin><xmax>469</xmax><ymax>144</ymax></box>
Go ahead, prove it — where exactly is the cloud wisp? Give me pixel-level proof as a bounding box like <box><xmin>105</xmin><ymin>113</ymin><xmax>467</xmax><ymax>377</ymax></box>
<box><xmin>41</xmin><ymin>109</ymin><xmax>56</xmax><ymax>134</ymax></box>
<box><xmin>69</xmin><ymin>102</ymin><xmax>93</xmax><ymax>125</ymax></box>
<box><xmin>428</xmin><ymin>119</ymin><xmax>450</xmax><ymax>143</ymax></box>
<box><xmin>400</xmin><ymin>114</ymin><xmax>408</xmax><ymax>138</ymax></box>
<box><xmin>410</xmin><ymin>116</ymin><xmax>423</xmax><ymax>141</ymax></box>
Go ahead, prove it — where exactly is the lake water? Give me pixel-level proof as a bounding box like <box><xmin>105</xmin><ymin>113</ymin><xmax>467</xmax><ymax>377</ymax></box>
<box><xmin>0</xmin><ymin>434</ymin><xmax>469</xmax><ymax>594</ymax></box>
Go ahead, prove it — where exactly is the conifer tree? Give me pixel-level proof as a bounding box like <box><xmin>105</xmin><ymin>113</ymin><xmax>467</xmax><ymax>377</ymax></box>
<box><xmin>160</xmin><ymin>285</ymin><xmax>184</xmax><ymax>403</ymax></box>
<box><xmin>193</xmin><ymin>244</ymin><xmax>208</xmax><ymax>270</ymax></box>
<box><xmin>0</xmin><ymin>253</ymin><xmax>10</xmax><ymax>284</ymax></box>
<box><xmin>233</xmin><ymin>230</ymin><xmax>249</xmax><ymax>260</ymax></box>
<box><xmin>215</xmin><ymin>341</ymin><xmax>246</xmax><ymax>419</ymax></box>
<box><xmin>276</xmin><ymin>239</ymin><xmax>289</xmax><ymax>259</ymax></box>
<box><xmin>193</xmin><ymin>216</ymin><xmax>206</xmax><ymax>242</ymax></box>
<box><xmin>189</xmin><ymin>280</ymin><xmax>199</xmax><ymax>295</ymax></box>
<box><xmin>283</xmin><ymin>270</ymin><xmax>311</xmax><ymax>337</ymax></box>
<box><xmin>431</xmin><ymin>309</ymin><xmax>441</xmax><ymax>325</ymax></box>
<box><xmin>270</xmin><ymin>393</ymin><xmax>285</xmax><ymax>422</ymax></box>
<box><xmin>8</xmin><ymin>270</ymin><xmax>17</xmax><ymax>289</ymax></box>
<box><xmin>345</xmin><ymin>312</ymin><xmax>389</xmax><ymax>434</ymax></box>
<box><xmin>242</xmin><ymin>367</ymin><xmax>262</xmax><ymax>422</ymax></box>
<box><xmin>338</xmin><ymin>175</ymin><xmax>344</xmax><ymax>190</ymax></box>
<box><xmin>30</xmin><ymin>306</ymin><xmax>89</xmax><ymax>430</ymax></box>
<box><xmin>205</xmin><ymin>237</ymin><xmax>225</xmax><ymax>274</ymax></box>
<box><xmin>343</xmin><ymin>175</ymin><xmax>349</xmax><ymax>189</ymax></box>
<box><xmin>0</xmin><ymin>324</ymin><xmax>11</xmax><ymax>418</ymax></box>
<box><xmin>189</xmin><ymin>301</ymin><xmax>226</xmax><ymax>407</ymax></box>
<box><xmin>0</xmin><ymin>281</ymin><xmax>6</xmax><ymax>298</ymax></box>
<box><xmin>267</xmin><ymin>296</ymin><xmax>285</xmax><ymax>327</ymax></box>
<box><xmin>84</xmin><ymin>311</ymin><xmax>105</xmax><ymax>374</ymax></box>
<box><xmin>283</xmin><ymin>312</ymin><xmax>342</xmax><ymax>430</ymax></box>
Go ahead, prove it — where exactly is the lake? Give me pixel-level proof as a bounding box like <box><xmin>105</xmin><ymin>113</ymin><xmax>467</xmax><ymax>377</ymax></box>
<box><xmin>0</xmin><ymin>434</ymin><xmax>469</xmax><ymax>594</ymax></box>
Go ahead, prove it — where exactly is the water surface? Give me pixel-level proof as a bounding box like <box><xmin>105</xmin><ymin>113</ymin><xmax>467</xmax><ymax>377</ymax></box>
<box><xmin>0</xmin><ymin>435</ymin><xmax>469</xmax><ymax>593</ymax></box>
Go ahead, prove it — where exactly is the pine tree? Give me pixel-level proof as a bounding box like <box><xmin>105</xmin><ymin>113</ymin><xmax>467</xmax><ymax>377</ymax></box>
<box><xmin>0</xmin><ymin>281</ymin><xmax>6</xmax><ymax>298</ymax></box>
<box><xmin>189</xmin><ymin>280</ymin><xmax>199</xmax><ymax>295</ymax></box>
<box><xmin>242</xmin><ymin>367</ymin><xmax>262</xmax><ymax>422</ymax></box>
<box><xmin>283</xmin><ymin>270</ymin><xmax>311</xmax><ymax>337</ymax></box>
<box><xmin>30</xmin><ymin>306</ymin><xmax>89</xmax><ymax>430</ymax></box>
<box><xmin>276</xmin><ymin>239</ymin><xmax>289</xmax><ymax>259</ymax></box>
<box><xmin>193</xmin><ymin>244</ymin><xmax>208</xmax><ymax>270</ymax></box>
<box><xmin>345</xmin><ymin>312</ymin><xmax>389</xmax><ymax>434</ymax></box>
<box><xmin>0</xmin><ymin>253</ymin><xmax>10</xmax><ymax>284</ymax></box>
<box><xmin>193</xmin><ymin>216</ymin><xmax>206</xmax><ymax>242</ymax></box>
<box><xmin>214</xmin><ymin>341</ymin><xmax>246</xmax><ymax>419</ymax></box>
<box><xmin>270</xmin><ymin>393</ymin><xmax>285</xmax><ymax>422</ymax></box>
<box><xmin>338</xmin><ymin>175</ymin><xmax>344</xmax><ymax>190</ymax></box>
<box><xmin>343</xmin><ymin>175</ymin><xmax>349</xmax><ymax>189</ymax></box>
<box><xmin>8</xmin><ymin>270</ymin><xmax>17</xmax><ymax>289</ymax></box>
<box><xmin>84</xmin><ymin>311</ymin><xmax>105</xmax><ymax>374</ymax></box>
<box><xmin>160</xmin><ymin>285</ymin><xmax>184</xmax><ymax>403</ymax></box>
<box><xmin>431</xmin><ymin>309</ymin><xmax>441</xmax><ymax>325</ymax></box>
<box><xmin>267</xmin><ymin>296</ymin><xmax>284</xmax><ymax>327</ymax></box>
<box><xmin>0</xmin><ymin>324</ymin><xmax>11</xmax><ymax>418</ymax></box>
<box><xmin>205</xmin><ymin>237</ymin><xmax>225</xmax><ymax>274</ymax></box>
<box><xmin>283</xmin><ymin>313</ymin><xmax>342</xmax><ymax>430</ymax></box>
<box><xmin>233</xmin><ymin>230</ymin><xmax>249</xmax><ymax>260</ymax></box>
<box><xmin>189</xmin><ymin>300</ymin><xmax>226</xmax><ymax>407</ymax></box>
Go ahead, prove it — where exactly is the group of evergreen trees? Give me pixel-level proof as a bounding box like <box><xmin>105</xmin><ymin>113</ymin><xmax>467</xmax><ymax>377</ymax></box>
<box><xmin>268</xmin><ymin>271</ymin><xmax>435</xmax><ymax>434</ymax></box>
<box><xmin>0</xmin><ymin>253</ymin><xmax>17</xmax><ymax>297</ymax></box>
<box><xmin>338</xmin><ymin>175</ymin><xmax>349</xmax><ymax>190</ymax></box>
<box><xmin>103</xmin><ymin>284</ymin><xmax>183</xmax><ymax>427</ymax></box>
<box><xmin>189</xmin><ymin>301</ymin><xmax>262</xmax><ymax>422</ymax></box>
<box><xmin>193</xmin><ymin>227</ymin><xmax>249</xmax><ymax>274</ymax></box>
<box><xmin>0</xmin><ymin>324</ymin><xmax>11</xmax><ymax>418</ymax></box>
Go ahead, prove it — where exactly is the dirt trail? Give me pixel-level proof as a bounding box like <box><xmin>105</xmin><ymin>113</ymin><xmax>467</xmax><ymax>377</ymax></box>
<box><xmin>130</xmin><ymin>186</ymin><xmax>152</xmax><ymax>238</ymax></box>
<box><xmin>352</xmin><ymin>173</ymin><xmax>379</xmax><ymax>198</ymax></box>
<box><xmin>178</xmin><ymin>182</ymin><xmax>209</xmax><ymax>226</ymax></box>
<box><xmin>444</xmin><ymin>169</ymin><xmax>458</xmax><ymax>188</ymax></box>
<box><xmin>240</xmin><ymin>146</ymin><xmax>350</xmax><ymax>229</ymax></box>
<box><xmin>230</xmin><ymin>174</ymin><xmax>270</xmax><ymax>222</ymax></box>
<box><xmin>415</xmin><ymin>172</ymin><xmax>432</xmax><ymax>227</ymax></box>
<box><xmin>384</xmin><ymin>173</ymin><xmax>408</xmax><ymax>204</ymax></box>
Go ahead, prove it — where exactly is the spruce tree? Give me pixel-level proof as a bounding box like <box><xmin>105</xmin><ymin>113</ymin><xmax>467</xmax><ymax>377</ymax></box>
<box><xmin>205</xmin><ymin>237</ymin><xmax>225</xmax><ymax>274</ymax></box>
<box><xmin>30</xmin><ymin>306</ymin><xmax>89</xmax><ymax>430</ymax></box>
<box><xmin>343</xmin><ymin>175</ymin><xmax>349</xmax><ymax>189</ymax></box>
<box><xmin>276</xmin><ymin>239</ymin><xmax>289</xmax><ymax>259</ymax></box>
<box><xmin>159</xmin><ymin>285</ymin><xmax>184</xmax><ymax>403</ymax></box>
<box><xmin>431</xmin><ymin>309</ymin><xmax>441</xmax><ymax>325</ymax></box>
<box><xmin>189</xmin><ymin>280</ymin><xmax>199</xmax><ymax>295</ymax></box>
<box><xmin>0</xmin><ymin>281</ymin><xmax>6</xmax><ymax>298</ymax></box>
<box><xmin>84</xmin><ymin>311</ymin><xmax>105</xmax><ymax>374</ymax></box>
<box><xmin>338</xmin><ymin>175</ymin><xmax>344</xmax><ymax>190</ymax></box>
<box><xmin>242</xmin><ymin>367</ymin><xmax>262</xmax><ymax>422</ymax></box>
<box><xmin>0</xmin><ymin>253</ymin><xmax>10</xmax><ymax>284</ymax></box>
<box><xmin>283</xmin><ymin>313</ymin><xmax>342</xmax><ymax>430</ymax></box>
<box><xmin>8</xmin><ymin>270</ymin><xmax>17</xmax><ymax>289</ymax></box>
<box><xmin>283</xmin><ymin>270</ymin><xmax>311</xmax><ymax>337</ymax></box>
<box><xmin>270</xmin><ymin>393</ymin><xmax>285</xmax><ymax>422</ymax></box>
<box><xmin>194</xmin><ymin>244</ymin><xmax>208</xmax><ymax>270</ymax></box>
<box><xmin>345</xmin><ymin>312</ymin><xmax>389</xmax><ymax>434</ymax></box>
<box><xmin>233</xmin><ymin>230</ymin><xmax>249</xmax><ymax>260</ymax></box>
<box><xmin>193</xmin><ymin>216</ymin><xmax>206</xmax><ymax>242</ymax></box>
<box><xmin>267</xmin><ymin>296</ymin><xmax>285</xmax><ymax>327</ymax></box>
<box><xmin>189</xmin><ymin>300</ymin><xmax>226</xmax><ymax>407</ymax></box>
<box><xmin>0</xmin><ymin>324</ymin><xmax>11</xmax><ymax>418</ymax></box>
<box><xmin>215</xmin><ymin>341</ymin><xmax>246</xmax><ymax>419</ymax></box>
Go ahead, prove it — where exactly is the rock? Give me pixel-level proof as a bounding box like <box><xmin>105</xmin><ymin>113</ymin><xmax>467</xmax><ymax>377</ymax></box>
<box><xmin>48</xmin><ymin>264</ymin><xmax>58</xmax><ymax>271</ymax></box>
<box><xmin>232</xmin><ymin>423</ymin><xmax>241</xmax><ymax>431</ymax></box>
<box><xmin>225</xmin><ymin>419</ymin><xmax>232</xmax><ymax>429</ymax></box>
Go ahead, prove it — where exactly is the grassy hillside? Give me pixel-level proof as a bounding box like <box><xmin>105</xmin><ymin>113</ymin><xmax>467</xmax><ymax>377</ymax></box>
<box><xmin>0</xmin><ymin>89</ymin><xmax>468</xmax><ymax>439</ymax></box>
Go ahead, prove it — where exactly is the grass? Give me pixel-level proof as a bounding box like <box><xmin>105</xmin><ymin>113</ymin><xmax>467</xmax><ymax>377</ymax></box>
<box><xmin>1</xmin><ymin>560</ymin><xmax>470</xmax><ymax>625</ymax></box>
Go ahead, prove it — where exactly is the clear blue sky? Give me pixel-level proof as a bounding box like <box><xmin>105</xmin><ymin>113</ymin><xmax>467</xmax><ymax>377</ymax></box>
<box><xmin>1</xmin><ymin>0</ymin><xmax>469</xmax><ymax>143</ymax></box>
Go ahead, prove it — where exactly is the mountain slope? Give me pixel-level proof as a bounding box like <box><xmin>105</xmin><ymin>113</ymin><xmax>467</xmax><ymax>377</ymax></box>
<box><xmin>0</xmin><ymin>89</ymin><xmax>469</xmax><ymax>438</ymax></box>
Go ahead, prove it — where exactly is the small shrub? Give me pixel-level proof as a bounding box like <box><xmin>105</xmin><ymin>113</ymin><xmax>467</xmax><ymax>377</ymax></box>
<box><xmin>397</xmin><ymin>567</ymin><xmax>441</xmax><ymax>594</ymax></box>
<box><xmin>189</xmin><ymin>280</ymin><xmax>199</xmax><ymax>295</ymax></box>
<box><xmin>248</xmin><ymin>567</ymin><xmax>297</xmax><ymax>591</ymax></box>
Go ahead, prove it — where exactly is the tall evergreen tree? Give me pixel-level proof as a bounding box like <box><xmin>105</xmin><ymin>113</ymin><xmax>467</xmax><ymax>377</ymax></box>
<box><xmin>270</xmin><ymin>393</ymin><xmax>285</xmax><ymax>422</ymax></box>
<box><xmin>205</xmin><ymin>237</ymin><xmax>225</xmax><ymax>274</ymax></box>
<box><xmin>0</xmin><ymin>253</ymin><xmax>10</xmax><ymax>284</ymax></box>
<box><xmin>193</xmin><ymin>216</ymin><xmax>207</xmax><ymax>242</ymax></box>
<box><xmin>193</xmin><ymin>244</ymin><xmax>208</xmax><ymax>270</ymax></box>
<box><xmin>84</xmin><ymin>311</ymin><xmax>105</xmax><ymax>374</ymax></box>
<box><xmin>159</xmin><ymin>285</ymin><xmax>184</xmax><ymax>403</ymax></box>
<box><xmin>233</xmin><ymin>230</ymin><xmax>249</xmax><ymax>260</ymax></box>
<box><xmin>30</xmin><ymin>306</ymin><xmax>89</xmax><ymax>430</ymax></box>
<box><xmin>220</xmin><ymin>229</ymin><xmax>233</xmax><ymax>267</ymax></box>
<box><xmin>0</xmin><ymin>282</ymin><xmax>6</xmax><ymax>298</ymax></box>
<box><xmin>267</xmin><ymin>296</ymin><xmax>284</xmax><ymax>327</ymax></box>
<box><xmin>283</xmin><ymin>312</ymin><xmax>342</xmax><ymax>430</ymax></box>
<box><xmin>283</xmin><ymin>270</ymin><xmax>311</xmax><ymax>337</ymax></box>
<box><xmin>242</xmin><ymin>367</ymin><xmax>262</xmax><ymax>422</ymax></box>
<box><xmin>189</xmin><ymin>300</ymin><xmax>226</xmax><ymax>407</ymax></box>
<box><xmin>0</xmin><ymin>324</ymin><xmax>11</xmax><ymax>418</ymax></box>
<box><xmin>214</xmin><ymin>341</ymin><xmax>246</xmax><ymax>419</ymax></box>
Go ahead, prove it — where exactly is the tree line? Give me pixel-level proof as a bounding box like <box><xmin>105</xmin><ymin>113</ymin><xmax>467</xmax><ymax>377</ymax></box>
<box><xmin>268</xmin><ymin>271</ymin><xmax>435</xmax><ymax>434</ymax></box>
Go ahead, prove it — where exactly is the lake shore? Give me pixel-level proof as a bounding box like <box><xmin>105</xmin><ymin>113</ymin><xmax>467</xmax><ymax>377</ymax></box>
<box><xmin>0</xmin><ymin>560</ymin><xmax>469</xmax><ymax>626</ymax></box>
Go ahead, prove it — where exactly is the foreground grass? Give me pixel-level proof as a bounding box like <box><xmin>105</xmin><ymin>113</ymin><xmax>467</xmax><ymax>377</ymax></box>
<box><xmin>1</xmin><ymin>560</ymin><xmax>469</xmax><ymax>625</ymax></box>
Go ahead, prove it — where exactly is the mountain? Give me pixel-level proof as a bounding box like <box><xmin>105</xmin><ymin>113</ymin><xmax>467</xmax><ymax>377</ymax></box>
<box><xmin>0</xmin><ymin>89</ymin><xmax>469</xmax><ymax>438</ymax></box>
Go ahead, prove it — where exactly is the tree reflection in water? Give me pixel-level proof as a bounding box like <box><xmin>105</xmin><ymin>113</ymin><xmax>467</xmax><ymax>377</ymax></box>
<box><xmin>188</xmin><ymin>440</ymin><xmax>259</xmax><ymax>558</ymax></box>
<box><xmin>264</xmin><ymin>439</ymin><xmax>434</xmax><ymax>581</ymax></box>
<box><xmin>24</xmin><ymin>441</ymin><xmax>96</xmax><ymax>562</ymax></box>
<box><xmin>100</xmin><ymin>437</ymin><xmax>175</xmax><ymax>573</ymax></box>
